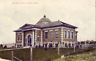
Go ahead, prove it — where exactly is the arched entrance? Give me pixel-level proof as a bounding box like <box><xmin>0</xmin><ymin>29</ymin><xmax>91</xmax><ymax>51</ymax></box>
<box><xmin>27</xmin><ymin>35</ymin><xmax>32</xmax><ymax>46</ymax></box>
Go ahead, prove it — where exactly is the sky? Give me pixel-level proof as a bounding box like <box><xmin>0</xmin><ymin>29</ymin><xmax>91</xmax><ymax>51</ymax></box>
<box><xmin>0</xmin><ymin>0</ymin><xmax>95</xmax><ymax>44</ymax></box>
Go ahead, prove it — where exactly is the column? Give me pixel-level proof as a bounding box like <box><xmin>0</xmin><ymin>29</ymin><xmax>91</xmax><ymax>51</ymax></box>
<box><xmin>32</xmin><ymin>30</ymin><xmax>35</xmax><ymax>47</ymax></box>
<box><xmin>22</xmin><ymin>32</ymin><xmax>24</xmax><ymax>47</ymax></box>
<box><xmin>41</xmin><ymin>30</ymin><xmax>43</xmax><ymax>46</ymax></box>
<box><xmin>61</xmin><ymin>27</ymin><xmax>64</xmax><ymax>47</ymax></box>
<box><xmin>35</xmin><ymin>30</ymin><xmax>37</xmax><ymax>46</ymax></box>
<box><xmin>75</xmin><ymin>31</ymin><xmax>78</xmax><ymax>41</ymax></box>
<box><xmin>61</xmin><ymin>27</ymin><xmax>64</xmax><ymax>42</ymax></box>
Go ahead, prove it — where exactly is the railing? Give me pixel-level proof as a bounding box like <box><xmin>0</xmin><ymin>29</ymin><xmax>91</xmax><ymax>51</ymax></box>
<box><xmin>0</xmin><ymin>47</ymin><xmax>33</xmax><ymax>61</ymax></box>
<box><xmin>0</xmin><ymin>48</ymin><xmax>24</xmax><ymax>61</ymax></box>
<box><xmin>14</xmin><ymin>56</ymin><xmax>22</xmax><ymax>61</ymax></box>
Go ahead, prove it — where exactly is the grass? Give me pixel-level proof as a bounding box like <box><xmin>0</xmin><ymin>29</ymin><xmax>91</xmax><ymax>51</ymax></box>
<box><xmin>54</xmin><ymin>49</ymin><xmax>96</xmax><ymax>61</ymax></box>
<box><xmin>0</xmin><ymin>48</ymin><xmax>95</xmax><ymax>61</ymax></box>
<box><xmin>0</xmin><ymin>48</ymin><xmax>60</xmax><ymax>61</ymax></box>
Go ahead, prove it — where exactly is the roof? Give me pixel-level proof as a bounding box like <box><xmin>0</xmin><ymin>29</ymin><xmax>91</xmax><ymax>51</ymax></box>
<box><xmin>14</xmin><ymin>24</ymin><xmax>40</xmax><ymax>32</ymax></box>
<box><xmin>36</xmin><ymin>20</ymin><xmax>77</xmax><ymax>29</ymax></box>
<box><xmin>36</xmin><ymin>15</ymin><xmax>51</xmax><ymax>27</ymax></box>
<box><xmin>14</xmin><ymin>16</ymin><xmax>77</xmax><ymax>32</ymax></box>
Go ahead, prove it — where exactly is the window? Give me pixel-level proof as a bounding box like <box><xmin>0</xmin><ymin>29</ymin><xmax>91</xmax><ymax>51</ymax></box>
<box><xmin>45</xmin><ymin>32</ymin><xmax>48</xmax><ymax>39</ymax></box>
<box><xmin>65</xmin><ymin>43</ymin><xmax>67</xmax><ymax>47</ymax></box>
<box><xmin>55</xmin><ymin>31</ymin><xmax>59</xmax><ymax>38</ymax></box>
<box><xmin>17</xmin><ymin>33</ymin><xmax>22</xmax><ymax>41</ymax></box>
<box><xmin>72</xmin><ymin>44</ymin><xmax>74</xmax><ymax>47</ymax></box>
<box><xmin>50</xmin><ymin>31</ymin><xmax>54</xmax><ymax>36</ymax></box>
<box><xmin>55</xmin><ymin>44</ymin><xmax>58</xmax><ymax>47</ymax></box>
<box><xmin>17</xmin><ymin>44</ymin><xmax>22</xmax><ymax>48</ymax></box>
<box><xmin>68</xmin><ymin>31</ymin><xmax>70</xmax><ymax>38</ymax></box>
<box><xmin>64</xmin><ymin>31</ymin><xmax>67</xmax><ymax>38</ymax></box>
<box><xmin>69</xmin><ymin>43</ymin><xmax>71</xmax><ymax>48</ymax></box>
<box><xmin>71</xmin><ymin>32</ymin><xmax>74</xmax><ymax>39</ymax></box>
<box><xmin>37</xmin><ymin>36</ymin><xmax>40</xmax><ymax>41</ymax></box>
<box><xmin>28</xmin><ymin>35</ymin><xmax>32</xmax><ymax>46</ymax></box>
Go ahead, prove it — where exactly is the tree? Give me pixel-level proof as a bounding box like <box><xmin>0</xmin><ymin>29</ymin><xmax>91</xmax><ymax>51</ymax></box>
<box><xmin>4</xmin><ymin>45</ymin><xmax>7</xmax><ymax>48</ymax></box>
<box><xmin>0</xmin><ymin>44</ymin><xmax>3</xmax><ymax>48</ymax></box>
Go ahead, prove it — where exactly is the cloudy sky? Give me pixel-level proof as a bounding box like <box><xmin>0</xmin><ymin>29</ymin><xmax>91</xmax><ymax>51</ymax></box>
<box><xmin>0</xmin><ymin>0</ymin><xmax>95</xmax><ymax>44</ymax></box>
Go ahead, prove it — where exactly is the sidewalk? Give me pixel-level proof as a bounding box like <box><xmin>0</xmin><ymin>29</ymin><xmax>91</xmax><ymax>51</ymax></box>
<box><xmin>0</xmin><ymin>58</ymin><xmax>10</xmax><ymax>61</ymax></box>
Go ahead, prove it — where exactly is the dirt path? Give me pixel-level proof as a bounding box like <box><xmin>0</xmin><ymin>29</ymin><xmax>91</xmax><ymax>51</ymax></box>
<box><xmin>0</xmin><ymin>58</ymin><xmax>10</xmax><ymax>61</ymax></box>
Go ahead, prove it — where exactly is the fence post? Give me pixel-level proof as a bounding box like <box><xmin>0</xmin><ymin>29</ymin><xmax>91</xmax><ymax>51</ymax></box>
<box><xmin>11</xmin><ymin>50</ymin><xmax>14</xmax><ymax>61</ymax></box>
<box><xmin>58</xmin><ymin>42</ymin><xmax>60</xmax><ymax>55</ymax></box>
<box><xmin>74</xmin><ymin>43</ymin><xmax>76</xmax><ymax>52</ymax></box>
<box><xmin>30</xmin><ymin>47</ymin><xmax>32</xmax><ymax>61</ymax></box>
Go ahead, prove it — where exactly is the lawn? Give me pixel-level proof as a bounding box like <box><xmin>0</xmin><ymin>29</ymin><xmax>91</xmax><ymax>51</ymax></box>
<box><xmin>54</xmin><ymin>49</ymin><xmax>96</xmax><ymax>61</ymax></box>
<box><xmin>0</xmin><ymin>48</ymin><xmax>95</xmax><ymax>61</ymax></box>
<box><xmin>0</xmin><ymin>48</ymin><xmax>77</xmax><ymax>61</ymax></box>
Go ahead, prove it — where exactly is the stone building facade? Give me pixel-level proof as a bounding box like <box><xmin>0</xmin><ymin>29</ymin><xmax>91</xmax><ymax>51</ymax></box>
<box><xmin>14</xmin><ymin>15</ymin><xmax>78</xmax><ymax>48</ymax></box>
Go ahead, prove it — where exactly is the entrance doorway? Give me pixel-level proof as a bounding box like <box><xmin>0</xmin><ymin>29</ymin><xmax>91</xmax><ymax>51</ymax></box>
<box><xmin>28</xmin><ymin>35</ymin><xmax>32</xmax><ymax>46</ymax></box>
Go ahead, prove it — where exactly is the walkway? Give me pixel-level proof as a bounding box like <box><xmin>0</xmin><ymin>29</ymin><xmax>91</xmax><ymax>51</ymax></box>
<box><xmin>0</xmin><ymin>58</ymin><xmax>10</xmax><ymax>61</ymax></box>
